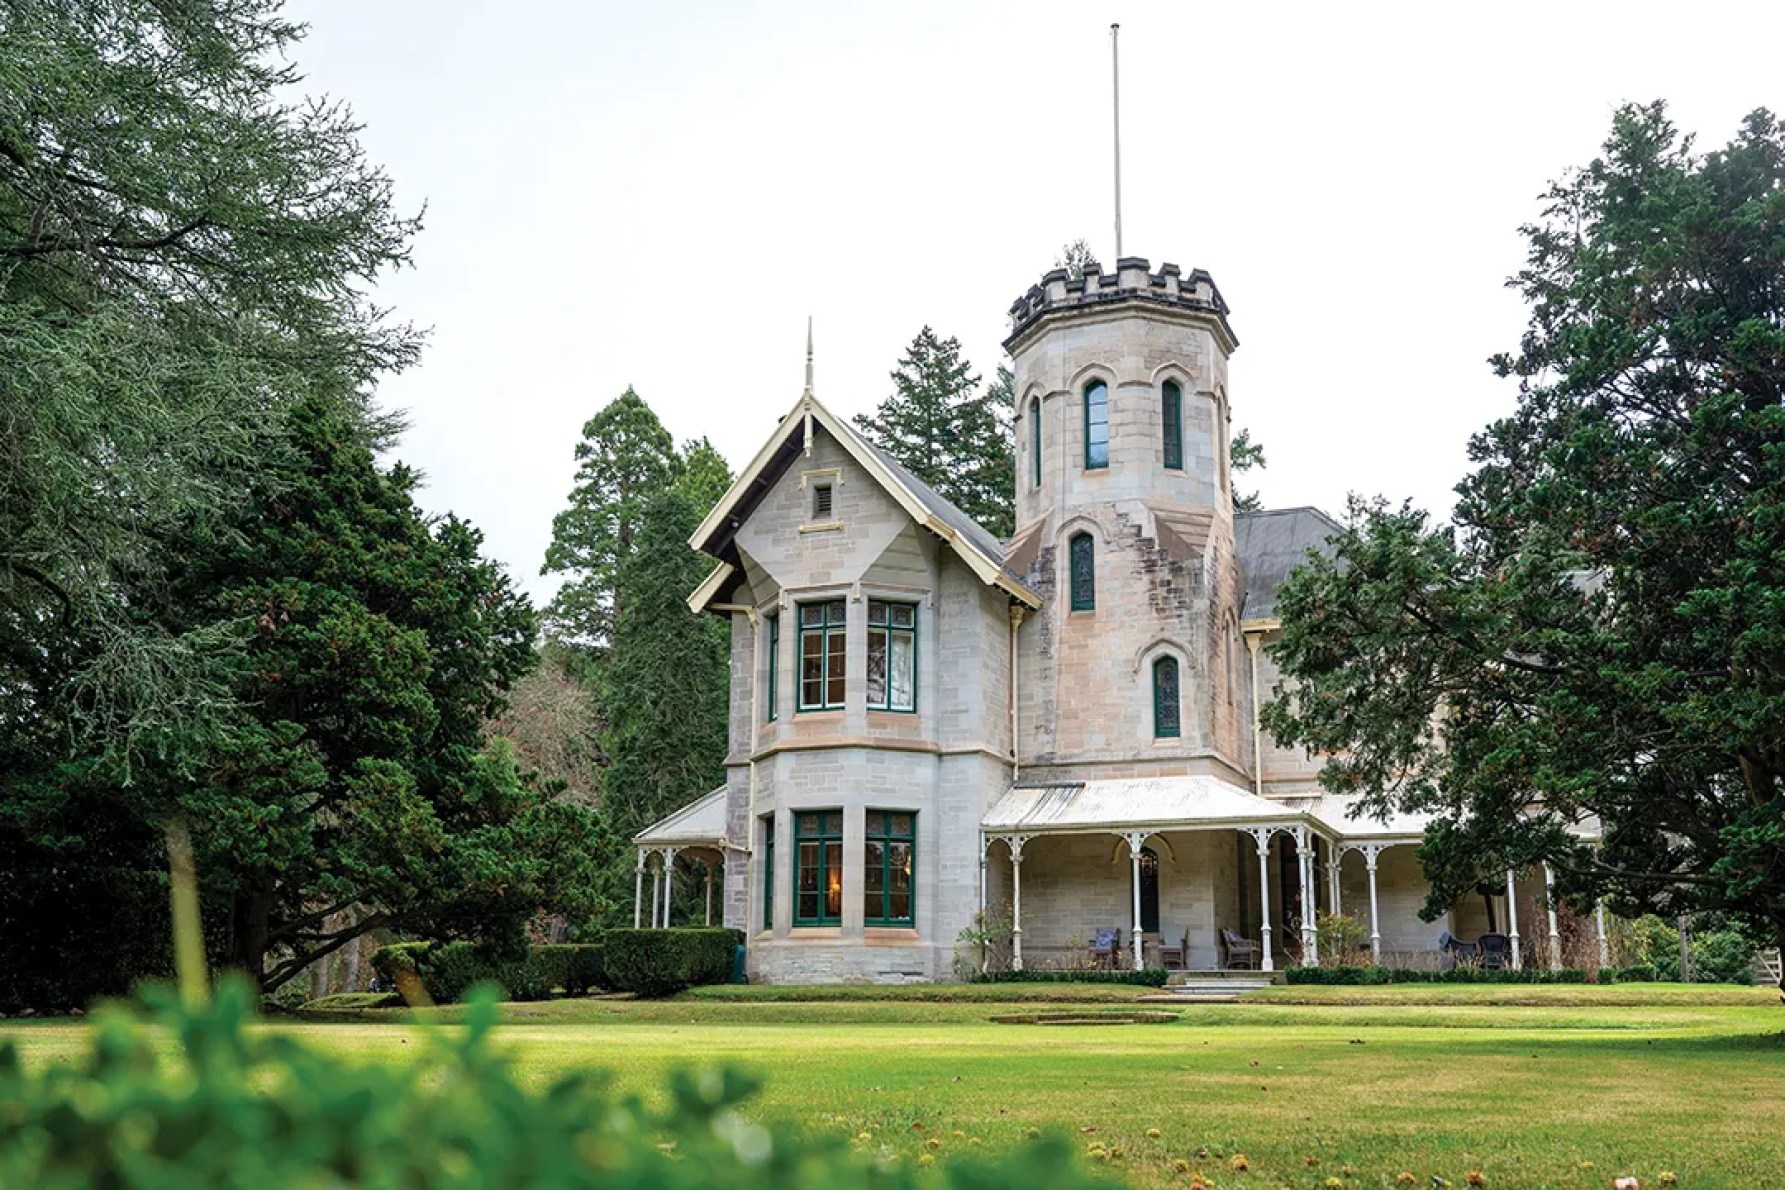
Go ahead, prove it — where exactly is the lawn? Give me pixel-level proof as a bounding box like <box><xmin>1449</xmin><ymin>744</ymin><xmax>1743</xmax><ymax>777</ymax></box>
<box><xmin>6</xmin><ymin>986</ymin><xmax>1782</xmax><ymax>1189</ymax></box>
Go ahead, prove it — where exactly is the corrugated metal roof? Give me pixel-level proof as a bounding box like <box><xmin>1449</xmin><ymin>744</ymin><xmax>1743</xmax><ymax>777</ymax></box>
<box><xmin>634</xmin><ymin>786</ymin><xmax>729</xmax><ymax>846</ymax></box>
<box><xmin>1234</xmin><ymin>506</ymin><xmax>1344</xmax><ymax>620</ymax></box>
<box><xmin>982</xmin><ymin>776</ymin><xmax>1304</xmax><ymax>832</ymax></box>
<box><xmin>1279</xmin><ymin>793</ymin><xmax>1435</xmax><ymax>840</ymax></box>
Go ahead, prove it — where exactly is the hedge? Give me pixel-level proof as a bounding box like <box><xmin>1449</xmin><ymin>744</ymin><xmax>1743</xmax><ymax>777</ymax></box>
<box><xmin>369</xmin><ymin>942</ymin><xmax>606</xmax><ymax>1003</ymax></box>
<box><xmin>1283</xmin><ymin>966</ymin><xmax>1591</xmax><ymax>985</ymax></box>
<box><xmin>970</xmin><ymin>969</ymin><xmax>1170</xmax><ymax>987</ymax></box>
<box><xmin>0</xmin><ymin>977</ymin><xmax>1105</xmax><ymax>1188</ymax></box>
<box><xmin>603</xmin><ymin>928</ymin><xmax>743</xmax><ymax>997</ymax></box>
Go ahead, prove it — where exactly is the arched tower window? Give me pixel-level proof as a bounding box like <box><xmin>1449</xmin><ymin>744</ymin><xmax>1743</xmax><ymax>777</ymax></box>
<box><xmin>1153</xmin><ymin>655</ymin><xmax>1181</xmax><ymax>738</ymax></box>
<box><xmin>1162</xmin><ymin>380</ymin><xmax>1183</xmax><ymax>471</ymax></box>
<box><xmin>1083</xmin><ymin>380</ymin><xmax>1109</xmax><ymax>470</ymax></box>
<box><xmin>1029</xmin><ymin>397</ymin><xmax>1042</xmax><ymax>489</ymax></box>
<box><xmin>1068</xmin><ymin>532</ymin><xmax>1095</xmax><ymax>611</ymax></box>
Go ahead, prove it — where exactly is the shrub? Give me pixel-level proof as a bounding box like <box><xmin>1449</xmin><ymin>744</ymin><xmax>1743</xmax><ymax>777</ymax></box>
<box><xmin>970</xmin><ymin>968</ymin><xmax>1170</xmax><ymax>987</ymax></box>
<box><xmin>1617</xmin><ymin>964</ymin><xmax>1658</xmax><ymax>983</ymax></box>
<box><xmin>370</xmin><ymin>940</ymin><xmax>431</xmax><ymax>986</ymax></box>
<box><xmin>1315</xmin><ymin>913</ymin><xmax>1370</xmax><ymax>967</ymax></box>
<box><xmin>1688</xmin><ymin>929</ymin><xmax>1760</xmax><ymax>985</ymax></box>
<box><xmin>0</xmin><ymin>978</ymin><xmax>1103</xmax><ymax>1188</ymax></box>
<box><xmin>369</xmin><ymin>942</ymin><xmax>608</xmax><ymax>1003</ymax></box>
<box><xmin>605</xmin><ymin>928</ymin><xmax>742</xmax><ymax>997</ymax></box>
<box><xmin>1597</xmin><ymin>967</ymin><xmax>1619</xmax><ymax>985</ymax></box>
<box><xmin>1283</xmin><ymin>965</ymin><xmax>1590</xmax><ymax>985</ymax></box>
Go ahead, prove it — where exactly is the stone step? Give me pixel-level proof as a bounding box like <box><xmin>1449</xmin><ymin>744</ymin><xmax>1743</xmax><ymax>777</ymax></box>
<box><xmin>1164</xmin><ymin>969</ymin><xmax>1282</xmax><ymax>986</ymax></box>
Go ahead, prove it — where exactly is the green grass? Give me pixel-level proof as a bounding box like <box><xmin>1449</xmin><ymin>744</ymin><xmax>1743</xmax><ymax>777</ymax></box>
<box><xmin>6</xmin><ymin>986</ymin><xmax>1782</xmax><ymax>1189</ymax></box>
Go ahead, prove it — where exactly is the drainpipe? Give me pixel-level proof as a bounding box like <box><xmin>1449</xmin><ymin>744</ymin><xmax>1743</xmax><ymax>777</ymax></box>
<box><xmin>1009</xmin><ymin>605</ymin><xmax>1026</xmax><ymax>781</ymax></box>
<box><xmin>1246</xmin><ymin>632</ymin><xmax>1264</xmax><ymax>798</ymax></box>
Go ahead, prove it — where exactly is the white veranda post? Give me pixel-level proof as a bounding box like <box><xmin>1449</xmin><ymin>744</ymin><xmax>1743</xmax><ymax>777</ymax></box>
<box><xmin>1505</xmin><ymin>867</ymin><xmax>1522</xmax><ymax>969</ymax></box>
<box><xmin>1124</xmin><ymin>832</ymin><xmax>1147</xmax><ymax>970</ymax></box>
<box><xmin>1296</xmin><ymin>827</ymin><xmax>1317</xmax><ymax>965</ymax></box>
<box><xmin>1328</xmin><ymin>853</ymin><xmax>1341</xmax><ymax>917</ymax></box>
<box><xmin>1008</xmin><ymin>836</ymin><xmax>1028</xmax><ymax>971</ymax></box>
<box><xmin>661</xmin><ymin>847</ymin><xmax>678</xmax><ymax>928</ymax></box>
<box><xmin>649</xmin><ymin>853</ymin><xmax>662</xmax><ymax>928</ymax></box>
<box><xmin>633</xmin><ymin>850</ymin><xmax>645</xmax><ymax>929</ymax></box>
<box><xmin>1544</xmin><ymin>862</ymin><xmax>1561</xmax><ymax>971</ymax></box>
<box><xmin>1596</xmin><ymin>900</ymin><xmax>1610</xmax><ymax>967</ymax></box>
<box><xmin>1363</xmin><ymin>845</ymin><xmax>1384</xmax><ymax>960</ymax></box>
<box><xmin>704</xmin><ymin>860</ymin><xmax>714</xmax><ymax>927</ymax></box>
<box><xmin>1250</xmin><ymin>830</ymin><xmax>1275</xmax><ymax>973</ymax></box>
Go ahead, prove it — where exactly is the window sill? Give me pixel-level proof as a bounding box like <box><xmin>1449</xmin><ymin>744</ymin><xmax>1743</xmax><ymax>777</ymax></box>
<box><xmin>866</xmin><ymin>707</ymin><xmax>919</xmax><ymax>717</ymax></box>
<box><xmin>787</xmin><ymin>926</ymin><xmax>843</xmax><ymax>939</ymax></box>
<box><xmin>799</xmin><ymin>521</ymin><xmax>844</xmax><ymax>534</ymax></box>
<box><xmin>794</xmin><ymin>707</ymin><xmax>844</xmax><ymax>717</ymax></box>
<box><xmin>864</xmin><ymin>927</ymin><xmax>920</xmax><ymax>944</ymax></box>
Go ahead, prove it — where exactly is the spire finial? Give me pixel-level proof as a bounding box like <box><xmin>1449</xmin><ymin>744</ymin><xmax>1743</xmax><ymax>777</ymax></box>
<box><xmin>802</xmin><ymin>316</ymin><xmax>814</xmax><ymax>397</ymax></box>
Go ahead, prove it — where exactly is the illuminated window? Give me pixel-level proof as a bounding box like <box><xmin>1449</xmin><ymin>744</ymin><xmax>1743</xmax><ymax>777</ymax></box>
<box><xmin>794</xmin><ymin>810</ymin><xmax>844</xmax><ymax>926</ymax></box>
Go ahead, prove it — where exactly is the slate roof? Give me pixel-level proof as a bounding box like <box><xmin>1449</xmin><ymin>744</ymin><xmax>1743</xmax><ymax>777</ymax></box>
<box><xmin>1233</xmin><ymin>506</ymin><xmax>1345</xmax><ymax>620</ymax></box>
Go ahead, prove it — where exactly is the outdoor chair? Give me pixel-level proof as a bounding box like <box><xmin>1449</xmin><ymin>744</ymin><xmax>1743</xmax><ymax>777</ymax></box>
<box><xmin>1477</xmin><ymin>932</ymin><xmax>1511</xmax><ymax>970</ymax></box>
<box><xmin>1158</xmin><ymin>929</ymin><xmax>1190</xmax><ymax>971</ymax></box>
<box><xmin>1088</xmin><ymin>927</ymin><xmax>1121</xmax><ymax>969</ymax></box>
<box><xmin>1438</xmin><ymin>930</ymin><xmax>1481</xmax><ymax>971</ymax></box>
<box><xmin>1220</xmin><ymin>927</ymin><xmax>1262</xmax><ymax>971</ymax></box>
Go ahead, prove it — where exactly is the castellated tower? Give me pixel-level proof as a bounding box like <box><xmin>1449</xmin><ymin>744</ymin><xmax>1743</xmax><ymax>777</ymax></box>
<box><xmin>1004</xmin><ymin>256</ymin><xmax>1250</xmax><ymax>786</ymax></box>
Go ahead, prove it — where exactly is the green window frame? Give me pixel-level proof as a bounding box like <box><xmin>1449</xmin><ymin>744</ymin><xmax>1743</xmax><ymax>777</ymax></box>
<box><xmin>1153</xmin><ymin>655</ymin><xmax>1181</xmax><ymax>738</ymax></box>
<box><xmin>1029</xmin><ymin>397</ymin><xmax>1042</xmax><ymax>488</ymax></box>
<box><xmin>866</xmin><ymin>600</ymin><xmax>917</xmax><ymax>712</ymax></box>
<box><xmin>797</xmin><ymin>600</ymin><xmax>846</xmax><ymax>711</ymax></box>
<box><xmin>1162</xmin><ymin>380</ymin><xmax>1184</xmax><ymax>471</ymax></box>
<box><xmin>761</xmin><ymin>814</ymin><xmax>775</xmax><ymax>930</ymax></box>
<box><xmin>794</xmin><ymin>809</ymin><xmax>844</xmax><ymax>926</ymax></box>
<box><xmin>765</xmin><ymin>612</ymin><xmax>779</xmax><ymax>721</ymax></box>
<box><xmin>864</xmin><ymin>810</ymin><xmax>916</xmax><ymax>926</ymax></box>
<box><xmin>1068</xmin><ymin>532</ymin><xmax>1095</xmax><ymax>611</ymax></box>
<box><xmin>1083</xmin><ymin>379</ymin><xmax>1109</xmax><ymax>470</ymax></box>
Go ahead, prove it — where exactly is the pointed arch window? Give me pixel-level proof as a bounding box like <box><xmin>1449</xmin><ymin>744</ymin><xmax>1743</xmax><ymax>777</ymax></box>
<box><xmin>1029</xmin><ymin>397</ymin><xmax>1042</xmax><ymax>489</ymax></box>
<box><xmin>1153</xmin><ymin>655</ymin><xmax>1181</xmax><ymax>739</ymax></box>
<box><xmin>1083</xmin><ymin>380</ymin><xmax>1109</xmax><ymax>470</ymax></box>
<box><xmin>1162</xmin><ymin>380</ymin><xmax>1184</xmax><ymax>471</ymax></box>
<box><xmin>1068</xmin><ymin>532</ymin><xmax>1095</xmax><ymax>611</ymax></box>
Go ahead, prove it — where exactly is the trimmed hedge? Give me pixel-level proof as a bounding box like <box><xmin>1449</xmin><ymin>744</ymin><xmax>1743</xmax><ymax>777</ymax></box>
<box><xmin>970</xmin><ymin>969</ymin><xmax>1170</xmax><ymax>987</ymax></box>
<box><xmin>604</xmin><ymin>928</ymin><xmax>743</xmax><ymax>997</ymax></box>
<box><xmin>369</xmin><ymin>942</ymin><xmax>606</xmax><ymax>1003</ymax></box>
<box><xmin>1283</xmin><ymin>965</ymin><xmax>1591</xmax><ymax>985</ymax></box>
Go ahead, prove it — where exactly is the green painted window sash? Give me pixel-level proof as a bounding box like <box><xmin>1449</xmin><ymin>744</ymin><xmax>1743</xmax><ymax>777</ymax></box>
<box><xmin>863</xmin><ymin>810</ymin><xmax>916</xmax><ymax>926</ymax></box>
<box><xmin>761</xmin><ymin>814</ymin><xmax>774</xmax><ymax>930</ymax></box>
<box><xmin>1069</xmin><ymin>532</ymin><xmax>1096</xmax><ymax>611</ymax></box>
<box><xmin>1162</xmin><ymin>380</ymin><xmax>1183</xmax><ymax>471</ymax></box>
<box><xmin>797</xmin><ymin>601</ymin><xmax>846</xmax><ymax>711</ymax></box>
<box><xmin>865</xmin><ymin>600</ymin><xmax>917</xmax><ymax>712</ymax></box>
<box><xmin>1083</xmin><ymin>380</ymin><xmax>1109</xmax><ymax>469</ymax></box>
<box><xmin>793</xmin><ymin>810</ymin><xmax>844</xmax><ymax>926</ymax></box>
<box><xmin>765</xmin><ymin>612</ymin><xmax>779</xmax><ymax>721</ymax></box>
<box><xmin>1029</xmin><ymin>398</ymin><xmax>1042</xmax><ymax>488</ymax></box>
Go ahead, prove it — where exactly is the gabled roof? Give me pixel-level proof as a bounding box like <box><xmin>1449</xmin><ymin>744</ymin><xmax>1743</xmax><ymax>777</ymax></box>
<box><xmin>633</xmin><ymin>786</ymin><xmax>730</xmax><ymax>847</ymax></box>
<box><xmin>688</xmin><ymin>393</ymin><xmax>1041</xmax><ymax>612</ymax></box>
<box><xmin>1234</xmin><ymin>506</ymin><xmax>1344</xmax><ymax>622</ymax></box>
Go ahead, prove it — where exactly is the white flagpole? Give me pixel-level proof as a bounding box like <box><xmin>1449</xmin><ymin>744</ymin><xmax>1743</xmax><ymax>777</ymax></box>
<box><xmin>1111</xmin><ymin>22</ymin><xmax>1123</xmax><ymax>260</ymax></box>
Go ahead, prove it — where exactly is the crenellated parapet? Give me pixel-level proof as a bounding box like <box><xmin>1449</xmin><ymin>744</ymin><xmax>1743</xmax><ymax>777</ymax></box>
<box><xmin>1004</xmin><ymin>257</ymin><xmax>1236</xmax><ymax>354</ymax></box>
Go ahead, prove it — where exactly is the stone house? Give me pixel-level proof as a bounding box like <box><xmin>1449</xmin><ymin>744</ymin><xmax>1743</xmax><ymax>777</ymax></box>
<box><xmin>634</xmin><ymin>257</ymin><xmax>1604</xmax><ymax>983</ymax></box>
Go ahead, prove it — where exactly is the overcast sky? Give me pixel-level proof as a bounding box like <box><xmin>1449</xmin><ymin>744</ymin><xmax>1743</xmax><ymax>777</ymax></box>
<box><xmin>286</xmin><ymin>0</ymin><xmax>1784</xmax><ymax>607</ymax></box>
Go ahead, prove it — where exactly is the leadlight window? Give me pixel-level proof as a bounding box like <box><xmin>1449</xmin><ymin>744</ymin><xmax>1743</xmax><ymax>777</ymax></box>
<box><xmin>866</xmin><ymin>600</ymin><xmax>916</xmax><ymax>712</ymax></box>
<box><xmin>794</xmin><ymin>809</ymin><xmax>844</xmax><ymax>926</ymax></box>
<box><xmin>765</xmin><ymin>612</ymin><xmax>779</xmax><ymax>721</ymax></box>
<box><xmin>1029</xmin><ymin>397</ymin><xmax>1042</xmax><ymax>488</ymax></box>
<box><xmin>864</xmin><ymin>810</ymin><xmax>915</xmax><ymax>926</ymax></box>
<box><xmin>1083</xmin><ymin>380</ymin><xmax>1109</xmax><ymax>469</ymax></box>
<box><xmin>1153</xmin><ymin>655</ymin><xmax>1181</xmax><ymax>738</ymax></box>
<box><xmin>1162</xmin><ymin>380</ymin><xmax>1183</xmax><ymax>471</ymax></box>
<box><xmin>761</xmin><ymin>814</ymin><xmax>775</xmax><ymax>930</ymax></box>
<box><xmin>798</xmin><ymin>600</ymin><xmax>846</xmax><ymax>710</ymax></box>
<box><xmin>1068</xmin><ymin>532</ymin><xmax>1095</xmax><ymax>612</ymax></box>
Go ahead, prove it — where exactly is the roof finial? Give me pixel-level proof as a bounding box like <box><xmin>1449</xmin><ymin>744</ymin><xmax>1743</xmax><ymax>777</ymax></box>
<box><xmin>803</xmin><ymin>316</ymin><xmax>814</xmax><ymax>397</ymax></box>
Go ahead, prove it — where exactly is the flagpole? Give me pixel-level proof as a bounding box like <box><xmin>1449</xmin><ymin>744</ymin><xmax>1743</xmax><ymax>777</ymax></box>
<box><xmin>1111</xmin><ymin>22</ymin><xmax>1123</xmax><ymax>260</ymax></box>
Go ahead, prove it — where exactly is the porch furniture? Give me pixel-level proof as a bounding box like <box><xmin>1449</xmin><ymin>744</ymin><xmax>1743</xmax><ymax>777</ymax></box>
<box><xmin>1478</xmin><ymin>932</ymin><xmax>1511</xmax><ymax>970</ymax></box>
<box><xmin>1089</xmin><ymin>927</ymin><xmax>1122</xmax><ymax>969</ymax></box>
<box><xmin>1438</xmin><ymin>930</ymin><xmax>1480</xmax><ymax>971</ymax></box>
<box><xmin>1158</xmin><ymin>929</ymin><xmax>1190</xmax><ymax>971</ymax></box>
<box><xmin>1220</xmin><ymin>927</ymin><xmax>1262</xmax><ymax>971</ymax></box>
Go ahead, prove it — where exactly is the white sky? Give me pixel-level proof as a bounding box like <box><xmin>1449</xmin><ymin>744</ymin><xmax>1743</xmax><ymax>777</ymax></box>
<box><xmin>287</xmin><ymin>0</ymin><xmax>1784</xmax><ymax>607</ymax></box>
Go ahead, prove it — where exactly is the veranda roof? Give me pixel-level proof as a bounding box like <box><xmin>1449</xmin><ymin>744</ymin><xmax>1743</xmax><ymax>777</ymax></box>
<box><xmin>982</xmin><ymin>776</ymin><xmax>1311</xmax><ymax>836</ymax></box>
<box><xmin>1279</xmin><ymin>793</ymin><xmax>1436</xmax><ymax>842</ymax></box>
<box><xmin>633</xmin><ymin>786</ymin><xmax>732</xmax><ymax>849</ymax></box>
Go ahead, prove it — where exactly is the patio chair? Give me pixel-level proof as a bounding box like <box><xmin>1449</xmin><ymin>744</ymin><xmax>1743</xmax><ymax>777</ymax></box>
<box><xmin>1438</xmin><ymin>930</ymin><xmax>1480</xmax><ymax>971</ymax></box>
<box><xmin>1477</xmin><ymin>932</ymin><xmax>1511</xmax><ymax>970</ymax></box>
<box><xmin>1088</xmin><ymin>927</ymin><xmax>1121</xmax><ymax>969</ymax></box>
<box><xmin>1158</xmin><ymin>929</ymin><xmax>1190</xmax><ymax>971</ymax></box>
<box><xmin>1220</xmin><ymin>927</ymin><xmax>1262</xmax><ymax>971</ymax></box>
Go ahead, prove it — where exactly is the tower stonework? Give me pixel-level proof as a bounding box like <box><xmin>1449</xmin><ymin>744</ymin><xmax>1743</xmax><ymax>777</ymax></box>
<box><xmin>1005</xmin><ymin>257</ymin><xmax>1250</xmax><ymax>784</ymax></box>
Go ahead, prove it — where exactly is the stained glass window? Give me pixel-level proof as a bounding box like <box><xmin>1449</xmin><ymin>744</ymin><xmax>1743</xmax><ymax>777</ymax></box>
<box><xmin>1153</xmin><ymin>655</ymin><xmax>1181</xmax><ymax>738</ymax></box>
<box><xmin>1069</xmin><ymin>532</ymin><xmax>1095</xmax><ymax>611</ymax></box>
<box><xmin>1162</xmin><ymin>380</ymin><xmax>1183</xmax><ymax>471</ymax></box>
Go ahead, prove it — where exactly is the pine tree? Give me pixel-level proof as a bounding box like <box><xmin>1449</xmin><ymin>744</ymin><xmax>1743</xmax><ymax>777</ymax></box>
<box><xmin>1231</xmin><ymin>428</ymin><xmax>1268</xmax><ymax>512</ymax></box>
<box><xmin>854</xmin><ymin>328</ymin><xmax>1015</xmax><ymax>539</ymax></box>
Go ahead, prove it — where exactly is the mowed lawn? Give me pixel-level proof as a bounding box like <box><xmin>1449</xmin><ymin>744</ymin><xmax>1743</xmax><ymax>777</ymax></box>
<box><xmin>5</xmin><ymin>986</ymin><xmax>1783</xmax><ymax>1189</ymax></box>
